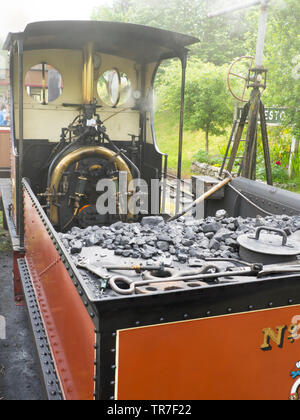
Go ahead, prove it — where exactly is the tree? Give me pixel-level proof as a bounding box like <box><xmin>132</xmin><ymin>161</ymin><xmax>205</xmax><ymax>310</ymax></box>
<box><xmin>263</xmin><ymin>0</ymin><xmax>300</xmax><ymax>137</ymax></box>
<box><xmin>241</xmin><ymin>0</ymin><xmax>300</xmax><ymax>137</ymax></box>
<box><xmin>185</xmin><ymin>62</ymin><xmax>233</xmax><ymax>152</ymax></box>
<box><xmin>91</xmin><ymin>0</ymin><xmax>134</xmax><ymax>22</ymax></box>
<box><xmin>156</xmin><ymin>59</ymin><xmax>234</xmax><ymax>152</ymax></box>
<box><xmin>91</xmin><ymin>0</ymin><xmax>250</xmax><ymax>66</ymax></box>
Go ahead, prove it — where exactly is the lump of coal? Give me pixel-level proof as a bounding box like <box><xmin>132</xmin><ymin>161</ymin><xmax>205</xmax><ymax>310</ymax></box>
<box><xmin>156</xmin><ymin>241</ymin><xmax>170</xmax><ymax>252</ymax></box>
<box><xmin>215</xmin><ymin>209</ymin><xmax>228</xmax><ymax>220</ymax></box>
<box><xmin>213</xmin><ymin>228</ymin><xmax>233</xmax><ymax>242</ymax></box>
<box><xmin>202</xmin><ymin>222</ymin><xmax>221</xmax><ymax>234</ymax></box>
<box><xmin>70</xmin><ymin>240</ymin><xmax>83</xmax><ymax>254</ymax></box>
<box><xmin>141</xmin><ymin>216</ymin><xmax>164</xmax><ymax>227</ymax></box>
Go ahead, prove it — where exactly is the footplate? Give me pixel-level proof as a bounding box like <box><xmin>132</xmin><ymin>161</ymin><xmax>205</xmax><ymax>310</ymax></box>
<box><xmin>17</xmin><ymin>258</ymin><xmax>63</xmax><ymax>400</ymax></box>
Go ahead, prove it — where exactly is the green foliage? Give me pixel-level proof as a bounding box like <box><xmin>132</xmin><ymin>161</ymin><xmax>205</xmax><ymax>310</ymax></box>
<box><xmin>291</xmin><ymin>152</ymin><xmax>300</xmax><ymax>176</ymax></box>
<box><xmin>255</xmin><ymin>130</ymin><xmax>292</xmax><ymax>184</ymax></box>
<box><xmin>184</xmin><ymin>62</ymin><xmax>234</xmax><ymax>134</ymax></box>
<box><xmin>193</xmin><ymin>150</ymin><xmax>223</xmax><ymax>166</ymax></box>
<box><xmin>91</xmin><ymin>0</ymin><xmax>250</xmax><ymax>65</ymax></box>
<box><xmin>0</xmin><ymin>212</ymin><xmax>11</xmax><ymax>252</ymax></box>
<box><xmin>154</xmin><ymin>110</ymin><xmax>229</xmax><ymax>176</ymax></box>
<box><xmin>155</xmin><ymin>59</ymin><xmax>234</xmax><ymax>151</ymax></box>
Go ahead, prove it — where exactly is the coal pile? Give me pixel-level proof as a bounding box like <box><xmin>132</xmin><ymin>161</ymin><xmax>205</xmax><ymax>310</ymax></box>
<box><xmin>58</xmin><ymin>211</ymin><xmax>300</xmax><ymax>263</ymax></box>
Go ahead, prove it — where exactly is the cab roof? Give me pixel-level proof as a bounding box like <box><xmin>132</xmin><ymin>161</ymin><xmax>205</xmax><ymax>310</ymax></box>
<box><xmin>4</xmin><ymin>20</ymin><xmax>199</xmax><ymax>63</ymax></box>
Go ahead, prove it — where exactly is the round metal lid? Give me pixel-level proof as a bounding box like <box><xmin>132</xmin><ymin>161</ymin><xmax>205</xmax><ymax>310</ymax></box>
<box><xmin>237</xmin><ymin>226</ymin><xmax>300</xmax><ymax>257</ymax></box>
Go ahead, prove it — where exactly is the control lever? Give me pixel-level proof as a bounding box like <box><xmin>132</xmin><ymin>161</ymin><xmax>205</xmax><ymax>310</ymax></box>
<box><xmin>257</xmin><ymin>264</ymin><xmax>300</xmax><ymax>277</ymax></box>
<box><xmin>109</xmin><ymin>264</ymin><xmax>263</xmax><ymax>295</ymax></box>
<box><xmin>105</xmin><ymin>263</ymin><xmax>165</xmax><ymax>274</ymax></box>
<box><xmin>75</xmin><ymin>257</ymin><xmax>110</xmax><ymax>289</ymax></box>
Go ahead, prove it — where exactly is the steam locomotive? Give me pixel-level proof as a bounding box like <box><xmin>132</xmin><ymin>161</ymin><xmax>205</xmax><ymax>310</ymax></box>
<box><xmin>2</xmin><ymin>20</ymin><xmax>300</xmax><ymax>401</ymax></box>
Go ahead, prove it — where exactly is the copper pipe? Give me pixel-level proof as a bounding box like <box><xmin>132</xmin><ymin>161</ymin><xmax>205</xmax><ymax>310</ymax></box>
<box><xmin>82</xmin><ymin>42</ymin><xmax>94</xmax><ymax>103</ymax></box>
<box><xmin>49</xmin><ymin>146</ymin><xmax>134</xmax><ymax>225</ymax></box>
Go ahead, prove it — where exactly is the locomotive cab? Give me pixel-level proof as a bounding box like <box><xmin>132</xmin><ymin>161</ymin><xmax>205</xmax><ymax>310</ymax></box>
<box><xmin>4</xmin><ymin>21</ymin><xmax>199</xmax><ymax>233</ymax></box>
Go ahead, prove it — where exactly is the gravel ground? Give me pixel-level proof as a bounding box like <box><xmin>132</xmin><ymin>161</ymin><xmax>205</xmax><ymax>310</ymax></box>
<box><xmin>0</xmin><ymin>249</ymin><xmax>45</xmax><ymax>400</ymax></box>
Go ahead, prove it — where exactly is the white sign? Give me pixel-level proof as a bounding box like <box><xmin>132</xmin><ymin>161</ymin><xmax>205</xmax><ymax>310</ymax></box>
<box><xmin>236</xmin><ymin>106</ymin><xmax>287</xmax><ymax>126</ymax></box>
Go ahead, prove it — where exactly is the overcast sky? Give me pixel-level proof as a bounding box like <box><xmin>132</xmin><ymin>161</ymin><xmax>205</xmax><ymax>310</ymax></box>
<box><xmin>0</xmin><ymin>0</ymin><xmax>109</xmax><ymax>41</ymax></box>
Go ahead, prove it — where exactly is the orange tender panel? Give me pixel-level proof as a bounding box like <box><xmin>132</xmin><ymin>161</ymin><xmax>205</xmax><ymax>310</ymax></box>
<box><xmin>116</xmin><ymin>306</ymin><xmax>300</xmax><ymax>401</ymax></box>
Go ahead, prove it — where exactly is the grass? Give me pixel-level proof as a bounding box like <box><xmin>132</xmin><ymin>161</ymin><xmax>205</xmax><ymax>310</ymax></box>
<box><xmin>0</xmin><ymin>211</ymin><xmax>11</xmax><ymax>252</ymax></box>
<box><xmin>154</xmin><ymin>111</ymin><xmax>227</xmax><ymax>177</ymax></box>
<box><xmin>154</xmin><ymin>110</ymin><xmax>300</xmax><ymax>194</ymax></box>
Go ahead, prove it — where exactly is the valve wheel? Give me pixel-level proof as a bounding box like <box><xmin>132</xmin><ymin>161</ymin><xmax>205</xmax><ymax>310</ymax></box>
<box><xmin>227</xmin><ymin>56</ymin><xmax>255</xmax><ymax>103</ymax></box>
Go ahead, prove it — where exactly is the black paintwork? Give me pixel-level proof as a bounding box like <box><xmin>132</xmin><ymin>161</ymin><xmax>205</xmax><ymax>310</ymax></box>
<box><xmin>3</xmin><ymin>21</ymin><xmax>199</xmax><ymax>64</ymax></box>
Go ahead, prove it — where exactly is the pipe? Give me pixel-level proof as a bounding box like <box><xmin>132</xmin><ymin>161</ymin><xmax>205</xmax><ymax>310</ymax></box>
<box><xmin>176</xmin><ymin>51</ymin><xmax>188</xmax><ymax>214</ymax></box>
<box><xmin>208</xmin><ymin>1</ymin><xmax>269</xmax><ymax>68</ymax></box>
<box><xmin>17</xmin><ymin>39</ymin><xmax>24</xmax><ymax>248</ymax></box>
<box><xmin>207</xmin><ymin>0</ymin><xmax>264</xmax><ymax>18</ymax></box>
<box><xmin>82</xmin><ymin>42</ymin><xmax>94</xmax><ymax>104</ymax></box>
<box><xmin>42</xmin><ymin>62</ymin><xmax>46</xmax><ymax>105</ymax></box>
<box><xmin>255</xmin><ymin>1</ymin><xmax>268</xmax><ymax>67</ymax></box>
<box><xmin>47</xmin><ymin>127</ymin><xmax>90</xmax><ymax>187</ymax></box>
<box><xmin>168</xmin><ymin>174</ymin><xmax>232</xmax><ymax>222</ymax></box>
